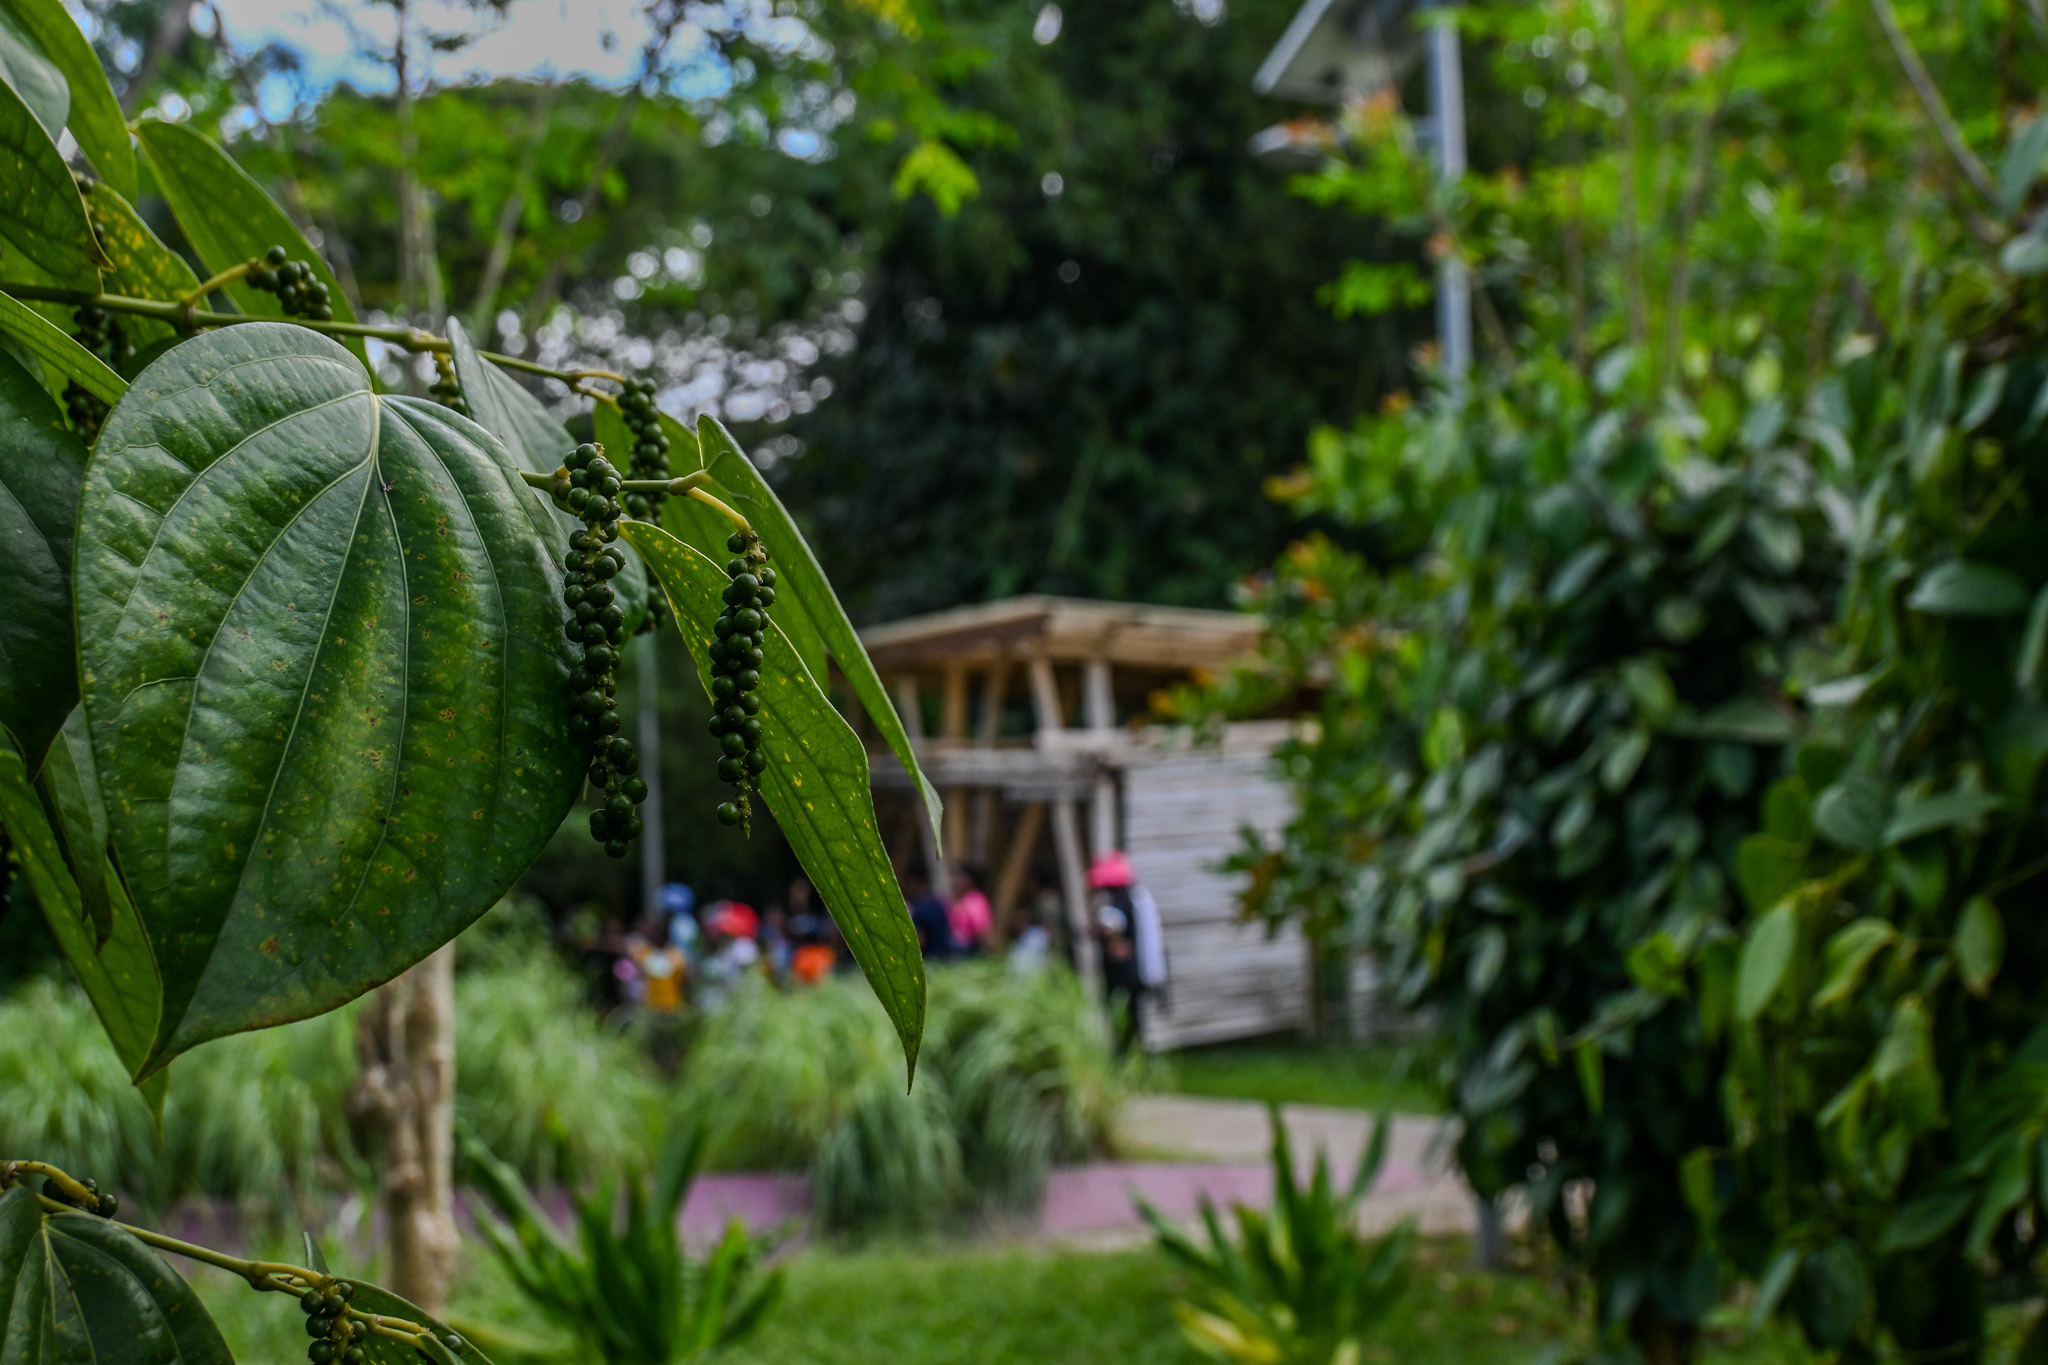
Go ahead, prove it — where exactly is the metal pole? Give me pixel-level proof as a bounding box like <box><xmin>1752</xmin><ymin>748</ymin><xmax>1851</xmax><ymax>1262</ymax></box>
<box><xmin>637</xmin><ymin>631</ymin><xmax>666</xmax><ymax>920</ymax></box>
<box><xmin>1425</xmin><ymin>9</ymin><xmax>1472</xmax><ymax>384</ymax></box>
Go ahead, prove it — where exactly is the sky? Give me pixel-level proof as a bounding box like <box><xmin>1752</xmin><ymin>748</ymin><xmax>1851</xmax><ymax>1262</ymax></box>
<box><xmin>208</xmin><ymin>0</ymin><xmax>645</xmax><ymax>91</ymax></box>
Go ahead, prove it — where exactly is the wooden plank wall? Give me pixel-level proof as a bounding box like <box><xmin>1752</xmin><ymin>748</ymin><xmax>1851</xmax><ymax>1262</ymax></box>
<box><xmin>1121</xmin><ymin>748</ymin><xmax>1306</xmax><ymax>1050</ymax></box>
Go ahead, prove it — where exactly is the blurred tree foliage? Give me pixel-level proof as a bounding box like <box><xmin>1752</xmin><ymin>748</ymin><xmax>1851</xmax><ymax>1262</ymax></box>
<box><xmin>1193</xmin><ymin>0</ymin><xmax>2048</xmax><ymax>1361</ymax></box>
<box><xmin>782</xmin><ymin>0</ymin><xmax>1442</xmax><ymax>620</ymax></box>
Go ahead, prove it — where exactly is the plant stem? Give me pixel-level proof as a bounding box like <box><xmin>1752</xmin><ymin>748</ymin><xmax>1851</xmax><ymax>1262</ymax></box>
<box><xmin>181</xmin><ymin>259</ymin><xmax>257</xmax><ymax>309</ymax></box>
<box><xmin>687</xmin><ymin>486</ymin><xmax>753</xmax><ymax>536</ymax></box>
<box><xmin>1868</xmin><ymin>0</ymin><xmax>2000</xmax><ymax>210</ymax></box>
<box><xmin>517</xmin><ymin>470</ymin><xmax>712</xmax><ymax>496</ymax></box>
<box><xmin>0</xmin><ymin>284</ymin><xmax>631</xmax><ymax>389</ymax></box>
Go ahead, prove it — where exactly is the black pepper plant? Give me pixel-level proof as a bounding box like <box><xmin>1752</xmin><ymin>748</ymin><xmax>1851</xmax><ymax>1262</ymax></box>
<box><xmin>0</xmin><ymin>7</ymin><xmax>943</xmax><ymax>1360</ymax></box>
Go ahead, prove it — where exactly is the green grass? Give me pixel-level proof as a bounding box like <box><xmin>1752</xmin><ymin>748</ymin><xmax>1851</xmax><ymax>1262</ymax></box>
<box><xmin>179</xmin><ymin>1230</ymin><xmax>1849</xmax><ymax>1365</ymax></box>
<box><xmin>1156</xmin><ymin>1039</ymin><xmax>1450</xmax><ymax>1115</ymax></box>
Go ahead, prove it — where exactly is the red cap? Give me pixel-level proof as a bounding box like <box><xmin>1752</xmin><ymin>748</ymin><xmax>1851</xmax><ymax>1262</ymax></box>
<box><xmin>1087</xmin><ymin>850</ymin><xmax>1135</xmax><ymax>888</ymax></box>
<box><xmin>712</xmin><ymin>902</ymin><xmax>760</xmax><ymax>938</ymax></box>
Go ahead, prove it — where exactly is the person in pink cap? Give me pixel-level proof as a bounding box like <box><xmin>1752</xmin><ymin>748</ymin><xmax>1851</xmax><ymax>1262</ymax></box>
<box><xmin>1089</xmin><ymin>850</ymin><xmax>1166</xmax><ymax>1052</ymax></box>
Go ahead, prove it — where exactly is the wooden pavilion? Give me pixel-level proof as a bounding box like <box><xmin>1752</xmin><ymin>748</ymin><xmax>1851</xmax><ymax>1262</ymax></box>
<box><xmin>848</xmin><ymin>595</ymin><xmax>1311</xmax><ymax>1049</ymax></box>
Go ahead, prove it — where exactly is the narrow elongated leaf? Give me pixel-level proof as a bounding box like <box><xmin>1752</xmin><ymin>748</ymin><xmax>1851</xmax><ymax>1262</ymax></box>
<box><xmin>646</xmin><ymin>407</ymin><xmax>827</xmax><ymax>683</ymax></box>
<box><xmin>1884</xmin><ymin>790</ymin><xmax>2007</xmax><ymax>844</ymax></box>
<box><xmin>0</xmin><ymin>2</ymin><xmax>64</xmax><ymax>137</ymax></box>
<box><xmin>1907</xmin><ymin>560</ymin><xmax>2030</xmax><ymax>616</ymax></box>
<box><xmin>1954</xmin><ymin>895</ymin><xmax>2005</xmax><ymax>995</ymax></box>
<box><xmin>76</xmin><ymin>180</ymin><xmax>199</xmax><ymax>350</ymax></box>
<box><xmin>0</xmin><ymin>75</ymin><xmax>99</xmax><ymax>289</ymax></box>
<box><xmin>1813</xmin><ymin>919</ymin><xmax>1896</xmax><ymax>1010</ymax></box>
<box><xmin>0</xmin><ymin>1189</ymin><xmax>234</xmax><ymax>1365</ymax></box>
<box><xmin>76</xmin><ymin>324</ymin><xmax>581</xmax><ymax>1072</ymax></box>
<box><xmin>133</xmin><ymin>120</ymin><xmax>366</xmax><ymax>362</ymax></box>
<box><xmin>1736</xmin><ymin>902</ymin><xmax>1797</xmax><ymax>1022</ymax></box>
<box><xmin>0</xmin><ymin>741</ymin><xmax>164</xmax><ymax>1114</ymax></box>
<box><xmin>0</xmin><ymin>347</ymin><xmax>82</xmax><ymax>769</ymax></box>
<box><xmin>669</xmin><ymin>417</ymin><xmax>943</xmax><ymax>848</ymax></box>
<box><xmin>446</xmin><ymin>322</ymin><xmax>646</xmax><ymax>633</ymax></box>
<box><xmin>0</xmin><ymin>0</ymin><xmax>133</xmax><ymax>198</ymax></box>
<box><xmin>622</xmin><ymin>519</ymin><xmax>925</xmax><ymax>1077</ymax></box>
<box><xmin>0</xmin><ymin>290</ymin><xmax>125</xmax><ymax>403</ymax></box>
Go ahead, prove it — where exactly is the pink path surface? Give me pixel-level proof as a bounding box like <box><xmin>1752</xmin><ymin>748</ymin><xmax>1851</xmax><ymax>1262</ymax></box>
<box><xmin>677</xmin><ymin>1158</ymin><xmax>1437</xmax><ymax>1240</ymax></box>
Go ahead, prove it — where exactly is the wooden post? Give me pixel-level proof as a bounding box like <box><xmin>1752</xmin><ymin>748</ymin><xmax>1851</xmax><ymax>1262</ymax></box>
<box><xmin>1027</xmin><ymin>654</ymin><xmax>1096</xmax><ymax>984</ymax></box>
<box><xmin>1083</xmin><ymin>657</ymin><xmax>1117</xmax><ymax>857</ymax></box>
<box><xmin>990</xmin><ymin>799</ymin><xmax>1045</xmax><ymax>940</ymax></box>
<box><xmin>940</xmin><ymin>665</ymin><xmax>969</xmax><ymax>862</ymax></box>
<box><xmin>894</xmin><ymin>674</ymin><xmax>947</xmax><ymax>882</ymax></box>
<box><xmin>1051</xmin><ymin>797</ymin><xmax>1098</xmax><ymax>986</ymax></box>
<box><xmin>970</xmin><ymin>663</ymin><xmax>1008</xmax><ymax>863</ymax></box>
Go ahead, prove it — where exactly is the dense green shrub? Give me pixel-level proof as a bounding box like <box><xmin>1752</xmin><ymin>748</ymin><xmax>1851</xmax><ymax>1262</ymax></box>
<box><xmin>685</xmin><ymin>963</ymin><xmax>1129</xmax><ymax>1233</ymax></box>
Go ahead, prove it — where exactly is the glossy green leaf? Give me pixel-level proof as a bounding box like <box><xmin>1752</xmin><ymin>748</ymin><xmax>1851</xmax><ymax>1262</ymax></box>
<box><xmin>446</xmin><ymin>322</ymin><xmax>647</xmax><ymax>633</ymax></box>
<box><xmin>1879</xmin><ymin>1184</ymin><xmax>1972</xmax><ymax>1252</ymax></box>
<box><xmin>1884</xmin><ymin>790</ymin><xmax>2007</xmax><ymax>844</ymax></box>
<box><xmin>340</xmin><ymin>1276</ymin><xmax>493</xmax><ymax>1365</ymax></box>
<box><xmin>646</xmin><ymin>407</ymin><xmax>826</xmax><ymax>685</ymax></box>
<box><xmin>0</xmin><ymin>0</ymin><xmax>133</xmax><ymax>198</ymax></box>
<box><xmin>1574</xmin><ymin>1044</ymin><xmax>1604</xmax><ymax>1116</ymax></box>
<box><xmin>76</xmin><ymin>324</ymin><xmax>581</xmax><ymax>1073</ymax></box>
<box><xmin>1954</xmin><ymin>895</ymin><xmax>2004</xmax><ymax>996</ymax></box>
<box><xmin>1812</xmin><ymin>774</ymin><xmax>1888</xmax><ymax>852</ymax></box>
<box><xmin>0</xmin><ymin>1188</ymin><xmax>234</xmax><ymax>1365</ymax></box>
<box><xmin>1906</xmin><ymin>560</ymin><xmax>2030</xmax><ymax>616</ymax></box>
<box><xmin>0</xmin><ymin>346</ymin><xmax>82</xmax><ymax>769</ymax></box>
<box><xmin>0</xmin><ymin>75</ymin><xmax>100</xmax><ymax>289</ymax></box>
<box><xmin>1736</xmin><ymin>902</ymin><xmax>1797</xmax><ymax>1022</ymax></box>
<box><xmin>671</xmin><ymin>416</ymin><xmax>943</xmax><ymax>849</ymax></box>
<box><xmin>0</xmin><ymin>290</ymin><xmax>125</xmax><ymax>404</ymax></box>
<box><xmin>1812</xmin><ymin>919</ymin><xmax>1896</xmax><ymax>1010</ymax></box>
<box><xmin>0</xmin><ymin>1</ymin><xmax>64</xmax><ymax>138</ymax></box>
<box><xmin>1794</xmin><ymin>1241</ymin><xmax>1870</xmax><ymax>1349</ymax></box>
<box><xmin>133</xmin><ymin>120</ymin><xmax>366</xmax><ymax>363</ymax></box>
<box><xmin>37</xmin><ymin>708</ymin><xmax>109</xmax><ymax>945</ymax></box>
<box><xmin>1734</xmin><ymin>832</ymin><xmax>1806</xmax><ymax>915</ymax></box>
<box><xmin>77</xmin><ymin>181</ymin><xmax>199</xmax><ymax>351</ymax></box>
<box><xmin>0</xmin><ymin>739</ymin><xmax>163</xmax><ymax>1114</ymax></box>
<box><xmin>622</xmin><ymin>519</ymin><xmax>926</xmax><ymax>1078</ymax></box>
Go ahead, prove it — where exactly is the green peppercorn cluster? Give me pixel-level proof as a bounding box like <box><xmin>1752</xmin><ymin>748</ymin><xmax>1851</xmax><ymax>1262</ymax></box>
<box><xmin>250</xmin><ymin>245</ymin><xmax>335</xmax><ymax>320</ymax></box>
<box><xmin>42</xmin><ymin>1174</ymin><xmax>116</xmax><ymax>1218</ymax></box>
<box><xmin>616</xmin><ymin>379</ymin><xmax>671</xmax><ymax>518</ymax></box>
<box><xmin>706</xmin><ymin>531</ymin><xmax>776</xmax><ymax>831</ymax></box>
<box><xmin>428</xmin><ymin>353</ymin><xmax>471</xmax><ymax>417</ymax></box>
<box><xmin>299</xmin><ymin>1282</ymin><xmax>365</xmax><ymax>1365</ymax></box>
<box><xmin>555</xmin><ymin>442</ymin><xmax>650</xmax><ymax>858</ymax></box>
<box><xmin>63</xmin><ymin>304</ymin><xmax>129</xmax><ymax>441</ymax></box>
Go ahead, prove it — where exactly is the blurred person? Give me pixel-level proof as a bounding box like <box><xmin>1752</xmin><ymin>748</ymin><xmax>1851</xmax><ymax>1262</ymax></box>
<box><xmin>1089</xmin><ymin>850</ymin><xmax>1166</xmax><ymax>1052</ymax></box>
<box><xmin>761</xmin><ymin>906</ymin><xmax>793</xmax><ymax>983</ymax></box>
<box><xmin>630</xmin><ymin>915</ymin><xmax>689</xmax><ymax>1071</ymax></box>
<box><xmin>947</xmin><ymin>863</ymin><xmax>993</xmax><ymax>955</ymax></box>
<box><xmin>904</xmin><ymin>869</ymin><xmax>955</xmax><ymax>960</ymax></box>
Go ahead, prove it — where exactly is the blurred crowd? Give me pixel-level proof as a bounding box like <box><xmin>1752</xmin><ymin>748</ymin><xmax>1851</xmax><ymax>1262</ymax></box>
<box><xmin>556</xmin><ymin>849</ymin><xmax>1167</xmax><ymax>1053</ymax></box>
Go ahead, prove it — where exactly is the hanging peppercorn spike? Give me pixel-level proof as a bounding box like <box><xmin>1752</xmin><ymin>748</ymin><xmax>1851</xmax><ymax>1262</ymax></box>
<box><xmin>704</xmin><ymin>530</ymin><xmax>775</xmax><ymax>835</ymax></box>
<box><xmin>428</xmin><ymin>352</ymin><xmax>471</xmax><ymax>416</ymax></box>
<box><xmin>551</xmin><ymin>442</ymin><xmax>650</xmax><ymax>858</ymax></box>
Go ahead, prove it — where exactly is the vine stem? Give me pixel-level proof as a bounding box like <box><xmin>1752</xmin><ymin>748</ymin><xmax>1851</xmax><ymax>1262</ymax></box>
<box><xmin>686</xmin><ymin>487</ymin><xmax>753</xmax><ymax>536</ymax></box>
<box><xmin>518</xmin><ymin>470</ymin><xmax>712</xmax><ymax>496</ymax></box>
<box><xmin>180</xmin><ymin>259</ymin><xmax>257</xmax><ymax>310</ymax></box>
<box><xmin>0</xmin><ymin>283</ymin><xmax>627</xmax><ymax>389</ymax></box>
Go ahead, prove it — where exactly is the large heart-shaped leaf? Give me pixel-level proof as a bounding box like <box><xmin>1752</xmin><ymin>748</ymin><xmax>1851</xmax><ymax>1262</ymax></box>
<box><xmin>0</xmin><ymin>346</ymin><xmax>82</xmax><ymax>770</ymax></box>
<box><xmin>0</xmin><ymin>0</ymin><xmax>134</xmax><ymax>198</ymax></box>
<box><xmin>76</xmin><ymin>323</ymin><xmax>581</xmax><ymax>1073</ymax></box>
<box><xmin>134</xmin><ymin>120</ymin><xmax>366</xmax><ymax>363</ymax></box>
<box><xmin>658</xmin><ymin>416</ymin><xmax>943</xmax><ymax>848</ymax></box>
<box><xmin>0</xmin><ymin>290</ymin><xmax>125</xmax><ymax>404</ymax></box>
<box><xmin>0</xmin><ymin>737</ymin><xmax>165</xmax><ymax>1116</ymax></box>
<box><xmin>446</xmin><ymin>321</ymin><xmax>647</xmax><ymax>632</ymax></box>
<box><xmin>0</xmin><ymin>1188</ymin><xmax>234</xmax><ymax>1365</ymax></box>
<box><xmin>623</xmin><ymin>520</ymin><xmax>925</xmax><ymax>1078</ymax></box>
<box><xmin>0</xmin><ymin>74</ymin><xmax>100</xmax><ymax>290</ymax></box>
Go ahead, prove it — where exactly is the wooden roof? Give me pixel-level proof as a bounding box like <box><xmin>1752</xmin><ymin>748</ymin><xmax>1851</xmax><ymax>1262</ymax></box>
<box><xmin>857</xmin><ymin>595</ymin><xmax>1261</xmax><ymax>673</ymax></box>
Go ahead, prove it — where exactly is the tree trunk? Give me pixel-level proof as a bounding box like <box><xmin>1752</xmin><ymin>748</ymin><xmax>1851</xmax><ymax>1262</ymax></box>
<box><xmin>348</xmin><ymin>944</ymin><xmax>457</xmax><ymax>1315</ymax></box>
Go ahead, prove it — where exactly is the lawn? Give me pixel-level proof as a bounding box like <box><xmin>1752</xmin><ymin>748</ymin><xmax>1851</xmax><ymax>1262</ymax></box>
<box><xmin>1155</xmin><ymin>1038</ymin><xmax>1450</xmax><ymax>1115</ymax></box>
<box><xmin>178</xmin><ymin>1229</ymin><xmax>1826</xmax><ymax>1365</ymax></box>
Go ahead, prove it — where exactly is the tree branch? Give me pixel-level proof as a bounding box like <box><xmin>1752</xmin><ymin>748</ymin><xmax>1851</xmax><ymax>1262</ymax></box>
<box><xmin>1869</xmin><ymin>0</ymin><xmax>2000</xmax><ymax>208</ymax></box>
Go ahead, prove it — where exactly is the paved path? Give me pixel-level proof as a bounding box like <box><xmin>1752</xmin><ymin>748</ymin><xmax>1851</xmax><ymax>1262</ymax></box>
<box><xmin>673</xmin><ymin>1095</ymin><xmax>1480</xmax><ymax>1246</ymax></box>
